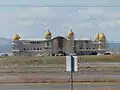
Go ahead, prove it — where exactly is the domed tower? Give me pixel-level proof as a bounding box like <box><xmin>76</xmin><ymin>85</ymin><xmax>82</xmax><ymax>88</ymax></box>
<box><xmin>44</xmin><ymin>30</ymin><xmax>52</xmax><ymax>40</ymax></box>
<box><xmin>66</xmin><ymin>29</ymin><xmax>75</xmax><ymax>55</ymax></box>
<box><xmin>95</xmin><ymin>33</ymin><xmax>100</xmax><ymax>41</ymax></box>
<box><xmin>95</xmin><ymin>33</ymin><xmax>107</xmax><ymax>55</ymax></box>
<box><xmin>99</xmin><ymin>33</ymin><xmax>106</xmax><ymax>41</ymax></box>
<box><xmin>94</xmin><ymin>33</ymin><xmax>102</xmax><ymax>50</ymax></box>
<box><xmin>99</xmin><ymin>33</ymin><xmax>106</xmax><ymax>49</ymax></box>
<box><xmin>67</xmin><ymin>29</ymin><xmax>74</xmax><ymax>40</ymax></box>
<box><xmin>12</xmin><ymin>34</ymin><xmax>21</xmax><ymax>41</ymax></box>
<box><xmin>44</xmin><ymin>30</ymin><xmax>52</xmax><ymax>56</ymax></box>
<box><xmin>12</xmin><ymin>34</ymin><xmax>21</xmax><ymax>56</ymax></box>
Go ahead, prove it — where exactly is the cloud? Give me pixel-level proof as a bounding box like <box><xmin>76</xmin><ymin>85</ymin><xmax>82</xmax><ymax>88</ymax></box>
<box><xmin>0</xmin><ymin>12</ymin><xmax>19</xmax><ymax>21</ymax></box>
<box><xmin>0</xmin><ymin>6</ymin><xmax>120</xmax><ymax>41</ymax></box>
<box><xmin>19</xmin><ymin>7</ymin><xmax>57</xmax><ymax>20</ymax></box>
<box><xmin>1</xmin><ymin>7</ymin><xmax>120</xmax><ymax>30</ymax></box>
<box><xmin>16</xmin><ymin>7</ymin><xmax>120</xmax><ymax>28</ymax></box>
<box><xmin>0</xmin><ymin>0</ymin><xmax>120</xmax><ymax>6</ymax></box>
<box><xmin>16</xmin><ymin>20</ymin><xmax>34</xmax><ymax>27</ymax></box>
<box><xmin>115</xmin><ymin>20</ymin><xmax>120</xmax><ymax>24</ymax></box>
<box><xmin>15</xmin><ymin>7</ymin><xmax>57</xmax><ymax>28</ymax></box>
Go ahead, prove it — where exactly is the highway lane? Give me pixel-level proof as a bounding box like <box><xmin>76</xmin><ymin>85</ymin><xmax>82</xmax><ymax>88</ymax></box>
<box><xmin>0</xmin><ymin>62</ymin><xmax>120</xmax><ymax>83</ymax></box>
<box><xmin>0</xmin><ymin>71</ymin><xmax>120</xmax><ymax>76</ymax></box>
<box><xmin>78</xmin><ymin>62</ymin><xmax>120</xmax><ymax>67</ymax></box>
<box><xmin>1</xmin><ymin>75</ymin><xmax>120</xmax><ymax>83</ymax></box>
<box><xmin>0</xmin><ymin>83</ymin><xmax>120</xmax><ymax>90</ymax></box>
<box><xmin>0</xmin><ymin>62</ymin><xmax>120</xmax><ymax>68</ymax></box>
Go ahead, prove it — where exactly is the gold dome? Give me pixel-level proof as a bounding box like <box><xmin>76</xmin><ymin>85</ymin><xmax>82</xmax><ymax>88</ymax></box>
<box><xmin>44</xmin><ymin>30</ymin><xmax>51</xmax><ymax>37</ymax></box>
<box><xmin>95</xmin><ymin>33</ymin><xmax>100</xmax><ymax>41</ymax></box>
<box><xmin>67</xmin><ymin>29</ymin><xmax>74</xmax><ymax>37</ymax></box>
<box><xmin>12</xmin><ymin>34</ymin><xmax>20</xmax><ymax>40</ymax></box>
<box><xmin>99</xmin><ymin>33</ymin><xmax>106</xmax><ymax>41</ymax></box>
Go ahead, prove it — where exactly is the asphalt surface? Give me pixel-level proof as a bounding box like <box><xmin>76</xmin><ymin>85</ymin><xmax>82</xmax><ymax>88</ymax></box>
<box><xmin>0</xmin><ymin>83</ymin><xmax>120</xmax><ymax>90</ymax></box>
<box><xmin>78</xmin><ymin>62</ymin><xmax>120</xmax><ymax>67</ymax></box>
<box><xmin>0</xmin><ymin>62</ymin><xmax>120</xmax><ymax>83</ymax></box>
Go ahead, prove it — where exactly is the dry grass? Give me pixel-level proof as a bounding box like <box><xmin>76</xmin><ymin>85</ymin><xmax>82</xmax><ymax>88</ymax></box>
<box><xmin>79</xmin><ymin>55</ymin><xmax>120</xmax><ymax>62</ymax></box>
<box><xmin>0</xmin><ymin>55</ymin><xmax>119</xmax><ymax>71</ymax></box>
<box><xmin>0</xmin><ymin>56</ymin><xmax>120</xmax><ymax>84</ymax></box>
<box><xmin>0</xmin><ymin>55</ymin><xmax>120</xmax><ymax>64</ymax></box>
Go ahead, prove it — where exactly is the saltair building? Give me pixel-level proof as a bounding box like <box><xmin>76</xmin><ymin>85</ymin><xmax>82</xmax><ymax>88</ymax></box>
<box><xmin>12</xmin><ymin>29</ymin><xmax>107</xmax><ymax>56</ymax></box>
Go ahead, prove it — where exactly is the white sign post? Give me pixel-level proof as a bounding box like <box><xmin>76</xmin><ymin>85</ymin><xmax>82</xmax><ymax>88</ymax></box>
<box><xmin>66</xmin><ymin>55</ymin><xmax>78</xmax><ymax>72</ymax></box>
<box><xmin>66</xmin><ymin>55</ymin><xmax>78</xmax><ymax>90</ymax></box>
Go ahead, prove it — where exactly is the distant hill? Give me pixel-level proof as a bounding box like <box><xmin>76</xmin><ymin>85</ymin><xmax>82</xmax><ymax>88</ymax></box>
<box><xmin>0</xmin><ymin>37</ymin><xmax>119</xmax><ymax>53</ymax></box>
<box><xmin>0</xmin><ymin>37</ymin><xmax>12</xmax><ymax>53</ymax></box>
<box><xmin>107</xmin><ymin>43</ymin><xmax>120</xmax><ymax>52</ymax></box>
<box><xmin>0</xmin><ymin>37</ymin><xmax>12</xmax><ymax>45</ymax></box>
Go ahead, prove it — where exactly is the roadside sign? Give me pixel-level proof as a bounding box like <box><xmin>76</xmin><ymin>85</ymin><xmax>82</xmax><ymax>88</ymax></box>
<box><xmin>66</xmin><ymin>55</ymin><xmax>78</xmax><ymax>72</ymax></box>
<box><xmin>66</xmin><ymin>55</ymin><xmax>78</xmax><ymax>90</ymax></box>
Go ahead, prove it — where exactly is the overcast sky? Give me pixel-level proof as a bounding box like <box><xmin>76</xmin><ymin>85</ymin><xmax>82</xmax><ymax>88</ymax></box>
<box><xmin>0</xmin><ymin>0</ymin><xmax>120</xmax><ymax>42</ymax></box>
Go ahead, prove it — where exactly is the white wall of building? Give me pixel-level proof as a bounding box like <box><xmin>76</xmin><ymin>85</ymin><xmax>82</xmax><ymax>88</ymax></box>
<box><xmin>12</xmin><ymin>38</ymin><xmax>106</xmax><ymax>56</ymax></box>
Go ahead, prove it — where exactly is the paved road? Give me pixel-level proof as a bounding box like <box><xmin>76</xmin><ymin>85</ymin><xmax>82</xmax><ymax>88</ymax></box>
<box><xmin>78</xmin><ymin>62</ymin><xmax>120</xmax><ymax>67</ymax></box>
<box><xmin>0</xmin><ymin>83</ymin><xmax>120</xmax><ymax>90</ymax></box>
<box><xmin>0</xmin><ymin>71</ymin><xmax>120</xmax><ymax>75</ymax></box>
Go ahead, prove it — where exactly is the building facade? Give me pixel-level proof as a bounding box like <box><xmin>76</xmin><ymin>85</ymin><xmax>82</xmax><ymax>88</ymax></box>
<box><xmin>12</xmin><ymin>30</ymin><xmax>107</xmax><ymax>56</ymax></box>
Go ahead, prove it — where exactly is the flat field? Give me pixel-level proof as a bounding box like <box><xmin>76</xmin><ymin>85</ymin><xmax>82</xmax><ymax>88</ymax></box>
<box><xmin>0</xmin><ymin>55</ymin><xmax>120</xmax><ymax>65</ymax></box>
<box><xmin>0</xmin><ymin>55</ymin><xmax>119</xmax><ymax>83</ymax></box>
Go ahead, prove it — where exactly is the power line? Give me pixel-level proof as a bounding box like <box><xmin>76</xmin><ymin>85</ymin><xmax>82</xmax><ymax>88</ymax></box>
<box><xmin>0</xmin><ymin>5</ymin><xmax>120</xmax><ymax>7</ymax></box>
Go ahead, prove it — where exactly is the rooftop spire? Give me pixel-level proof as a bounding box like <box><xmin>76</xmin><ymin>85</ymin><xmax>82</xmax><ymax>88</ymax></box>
<box><xmin>70</xmin><ymin>28</ymin><xmax>72</xmax><ymax>32</ymax></box>
<box><xmin>47</xmin><ymin>28</ymin><xmax>49</xmax><ymax>31</ymax></box>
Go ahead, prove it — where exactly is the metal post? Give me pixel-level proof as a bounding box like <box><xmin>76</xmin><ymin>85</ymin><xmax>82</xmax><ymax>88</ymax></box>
<box><xmin>70</xmin><ymin>55</ymin><xmax>74</xmax><ymax>90</ymax></box>
<box><xmin>70</xmin><ymin>71</ymin><xmax>73</xmax><ymax>90</ymax></box>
